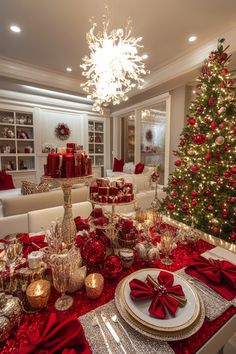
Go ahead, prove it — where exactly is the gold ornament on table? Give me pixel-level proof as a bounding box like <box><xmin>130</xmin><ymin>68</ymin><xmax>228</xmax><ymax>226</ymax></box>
<box><xmin>80</xmin><ymin>5</ymin><xmax>149</xmax><ymax>112</ymax></box>
<box><xmin>26</xmin><ymin>279</ymin><xmax>51</xmax><ymax>310</ymax></box>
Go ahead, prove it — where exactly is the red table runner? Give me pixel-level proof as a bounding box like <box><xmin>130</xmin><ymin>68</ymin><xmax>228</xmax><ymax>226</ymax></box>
<box><xmin>1</xmin><ymin>239</ymin><xmax>235</xmax><ymax>354</ymax></box>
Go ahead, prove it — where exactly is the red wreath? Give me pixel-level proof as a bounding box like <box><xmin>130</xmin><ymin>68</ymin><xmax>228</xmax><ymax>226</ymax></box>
<box><xmin>55</xmin><ymin>123</ymin><xmax>71</xmax><ymax>140</ymax></box>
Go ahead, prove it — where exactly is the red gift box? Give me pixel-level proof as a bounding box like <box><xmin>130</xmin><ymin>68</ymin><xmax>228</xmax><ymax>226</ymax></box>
<box><xmin>66</xmin><ymin>147</ymin><xmax>74</xmax><ymax>153</ymax></box>
<box><xmin>123</xmin><ymin>183</ymin><xmax>133</xmax><ymax>194</ymax></box>
<box><xmin>90</xmin><ymin>184</ymin><xmax>98</xmax><ymax>193</ymax></box>
<box><xmin>67</xmin><ymin>143</ymin><xmax>76</xmax><ymax>150</ymax></box>
<box><xmin>108</xmin><ymin>196</ymin><xmax>114</xmax><ymax>203</ymax></box>
<box><xmin>94</xmin><ymin>216</ymin><xmax>109</xmax><ymax>226</ymax></box>
<box><xmin>98</xmin><ymin>186</ymin><xmax>109</xmax><ymax>196</ymax></box>
<box><xmin>98</xmin><ymin>195</ymin><xmax>108</xmax><ymax>203</ymax></box>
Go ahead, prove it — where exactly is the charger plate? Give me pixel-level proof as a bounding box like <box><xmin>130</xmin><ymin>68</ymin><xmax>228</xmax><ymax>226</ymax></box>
<box><xmin>115</xmin><ymin>275</ymin><xmax>205</xmax><ymax>341</ymax></box>
<box><xmin>122</xmin><ymin>268</ymin><xmax>200</xmax><ymax>332</ymax></box>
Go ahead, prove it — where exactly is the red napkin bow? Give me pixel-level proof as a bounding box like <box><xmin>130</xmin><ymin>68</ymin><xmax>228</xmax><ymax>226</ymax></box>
<box><xmin>19</xmin><ymin>312</ymin><xmax>91</xmax><ymax>354</ymax></box>
<box><xmin>18</xmin><ymin>233</ymin><xmax>47</xmax><ymax>258</ymax></box>
<box><xmin>130</xmin><ymin>271</ymin><xmax>185</xmax><ymax>319</ymax></box>
<box><xmin>185</xmin><ymin>255</ymin><xmax>236</xmax><ymax>300</ymax></box>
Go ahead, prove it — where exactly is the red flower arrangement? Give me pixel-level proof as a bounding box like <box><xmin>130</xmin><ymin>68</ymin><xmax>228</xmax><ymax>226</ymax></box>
<box><xmin>55</xmin><ymin>123</ymin><xmax>71</xmax><ymax>140</ymax></box>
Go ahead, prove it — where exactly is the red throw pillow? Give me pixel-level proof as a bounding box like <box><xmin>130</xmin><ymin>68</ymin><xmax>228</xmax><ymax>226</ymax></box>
<box><xmin>0</xmin><ymin>171</ymin><xmax>15</xmax><ymax>190</ymax></box>
<box><xmin>135</xmin><ymin>163</ymin><xmax>145</xmax><ymax>174</ymax></box>
<box><xmin>113</xmin><ymin>158</ymin><xmax>124</xmax><ymax>172</ymax></box>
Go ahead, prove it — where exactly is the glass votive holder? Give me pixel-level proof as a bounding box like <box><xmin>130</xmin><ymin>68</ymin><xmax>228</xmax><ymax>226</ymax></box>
<box><xmin>119</xmin><ymin>248</ymin><xmax>134</xmax><ymax>269</ymax></box>
<box><xmin>85</xmin><ymin>273</ymin><xmax>104</xmax><ymax>300</ymax></box>
<box><xmin>26</xmin><ymin>279</ymin><xmax>51</xmax><ymax>309</ymax></box>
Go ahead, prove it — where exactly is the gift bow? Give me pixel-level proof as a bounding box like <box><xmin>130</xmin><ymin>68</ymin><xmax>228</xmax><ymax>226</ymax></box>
<box><xmin>189</xmin><ymin>255</ymin><xmax>236</xmax><ymax>289</ymax></box>
<box><xmin>130</xmin><ymin>271</ymin><xmax>185</xmax><ymax>319</ymax></box>
<box><xmin>18</xmin><ymin>233</ymin><xmax>47</xmax><ymax>258</ymax></box>
<box><xmin>74</xmin><ymin>216</ymin><xmax>89</xmax><ymax>231</ymax></box>
<box><xmin>19</xmin><ymin>312</ymin><xmax>91</xmax><ymax>354</ymax></box>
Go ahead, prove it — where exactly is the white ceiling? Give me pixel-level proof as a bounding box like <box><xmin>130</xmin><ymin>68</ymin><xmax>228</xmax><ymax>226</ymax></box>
<box><xmin>0</xmin><ymin>0</ymin><xmax>236</xmax><ymax>95</ymax></box>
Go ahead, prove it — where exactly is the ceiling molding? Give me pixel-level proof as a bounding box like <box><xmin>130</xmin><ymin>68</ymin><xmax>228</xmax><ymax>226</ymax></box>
<box><xmin>130</xmin><ymin>27</ymin><xmax>236</xmax><ymax>96</ymax></box>
<box><xmin>0</xmin><ymin>56</ymin><xmax>85</xmax><ymax>94</ymax></box>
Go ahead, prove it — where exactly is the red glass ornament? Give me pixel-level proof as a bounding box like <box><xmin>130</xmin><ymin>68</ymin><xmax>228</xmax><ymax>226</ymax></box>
<box><xmin>191</xmin><ymin>165</ymin><xmax>199</xmax><ymax>172</ymax></box>
<box><xmin>207</xmin><ymin>204</ymin><xmax>214</xmax><ymax>212</ymax></box>
<box><xmin>215</xmin><ymin>151</ymin><xmax>221</xmax><ymax>160</ymax></box>
<box><xmin>229</xmin><ymin>233</ymin><xmax>236</xmax><ymax>241</ymax></box>
<box><xmin>175</xmin><ymin>160</ymin><xmax>182</xmax><ymax>166</ymax></box>
<box><xmin>226</xmin><ymin>198</ymin><xmax>232</xmax><ymax>204</ymax></box>
<box><xmin>168</xmin><ymin>203</ymin><xmax>175</xmax><ymax>210</ymax></box>
<box><xmin>230</xmin><ymin>166</ymin><xmax>236</xmax><ymax>174</ymax></box>
<box><xmin>184</xmin><ymin>133</ymin><xmax>189</xmax><ymax>139</ymax></box>
<box><xmin>193</xmin><ymin>134</ymin><xmax>206</xmax><ymax>145</ymax></box>
<box><xmin>211</xmin><ymin>226</ymin><xmax>220</xmax><ymax>235</ymax></box>
<box><xmin>172</xmin><ymin>178</ymin><xmax>178</xmax><ymax>185</ymax></box>
<box><xmin>187</xmin><ymin>117</ymin><xmax>196</xmax><ymax>125</ymax></box>
<box><xmin>208</xmin><ymin>96</ymin><xmax>215</xmax><ymax>106</ymax></box>
<box><xmin>170</xmin><ymin>189</ymin><xmax>178</xmax><ymax>198</ymax></box>
<box><xmin>224</xmin><ymin>171</ymin><xmax>231</xmax><ymax>178</ymax></box>
<box><xmin>181</xmin><ymin>195</ymin><xmax>188</xmax><ymax>202</ymax></box>
<box><xmin>191</xmin><ymin>191</ymin><xmax>198</xmax><ymax>198</ymax></box>
<box><xmin>179</xmin><ymin>140</ymin><xmax>185</xmax><ymax>146</ymax></box>
<box><xmin>219</xmin><ymin>122</ymin><xmax>224</xmax><ymax>129</ymax></box>
<box><xmin>221</xmin><ymin>68</ymin><xmax>228</xmax><ymax>75</ymax></box>
<box><xmin>182</xmin><ymin>204</ymin><xmax>189</xmax><ymax>212</ymax></box>
<box><xmin>205</xmin><ymin>190</ymin><xmax>211</xmax><ymax>196</ymax></box>
<box><xmin>81</xmin><ymin>238</ymin><xmax>106</xmax><ymax>265</ymax></box>
<box><xmin>103</xmin><ymin>255</ymin><xmax>122</xmax><ymax>278</ymax></box>
<box><xmin>211</xmin><ymin>121</ymin><xmax>217</xmax><ymax>130</ymax></box>
<box><xmin>191</xmin><ymin>200</ymin><xmax>197</xmax><ymax>207</ymax></box>
<box><xmin>222</xmin><ymin>210</ymin><xmax>229</xmax><ymax>219</ymax></box>
<box><xmin>205</xmin><ymin>152</ymin><xmax>211</xmax><ymax>162</ymax></box>
<box><xmin>220</xmin><ymin>52</ymin><xmax>228</xmax><ymax>62</ymax></box>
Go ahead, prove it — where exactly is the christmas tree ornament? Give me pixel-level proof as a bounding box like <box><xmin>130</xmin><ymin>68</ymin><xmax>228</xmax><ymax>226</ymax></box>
<box><xmin>191</xmin><ymin>191</ymin><xmax>198</xmax><ymax>198</ymax></box>
<box><xmin>81</xmin><ymin>238</ymin><xmax>106</xmax><ymax>265</ymax></box>
<box><xmin>218</xmin><ymin>107</ymin><xmax>226</xmax><ymax>114</ymax></box>
<box><xmin>175</xmin><ymin>160</ymin><xmax>182</xmax><ymax>166</ymax></box>
<box><xmin>191</xmin><ymin>165</ymin><xmax>199</xmax><ymax>172</ymax></box>
<box><xmin>191</xmin><ymin>200</ymin><xmax>197</xmax><ymax>207</ymax></box>
<box><xmin>230</xmin><ymin>166</ymin><xmax>236</xmax><ymax>174</ymax></box>
<box><xmin>179</xmin><ymin>140</ymin><xmax>185</xmax><ymax>146</ymax></box>
<box><xmin>207</xmin><ymin>204</ymin><xmax>214</xmax><ymax>212</ymax></box>
<box><xmin>182</xmin><ymin>204</ymin><xmax>189</xmax><ymax>212</ymax></box>
<box><xmin>188</xmin><ymin>148</ymin><xmax>195</xmax><ymax>155</ymax></box>
<box><xmin>221</xmin><ymin>67</ymin><xmax>228</xmax><ymax>75</ymax></box>
<box><xmin>194</xmin><ymin>134</ymin><xmax>206</xmax><ymax>145</ymax></box>
<box><xmin>211</xmin><ymin>121</ymin><xmax>217</xmax><ymax>130</ymax></box>
<box><xmin>211</xmin><ymin>218</ymin><xmax>219</xmax><ymax>225</ymax></box>
<box><xmin>168</xmin><ymin>203</ymin><xmax>175</xmax><ymax>210</ymax></box>
<box><xmin>205</xmin><ymin>190</ymin><xmax>211</xmax><ymax>196</ymax></box>
<box><xmin>208</xmin><ymin>96</ymin><xmax>215</xmax><ymax>106</ymax></box>
<box><xmin>211</xmin><ymin>226</ymin><xmax>220</xmax><ymax>235</ymax></box>
<box><xmin>224</xmin><ymin>171</ymin><xmax>231</xmax><ymax>178</ymax></box>
<box><xmin>215</xmin><ymin>136</ymin><xmax>225</xmax><ymax>145</ymax></box>
<box><xmin>218</xmin><ymin>122</ymin><xmax>224</xmax><ymax>129</ymax></box>
<box><xmin>205</xmin><ymin>152</ymin><xmax>211</xmax><ymax>162</ymax></box>
<box><xmin>103</xmin><ymin>255</ymin><xmax>122</xmax><ymax>278</ymax></box>
<box><xmin>206</xmin><ymin>133</ymin><xmax>213</xmax><ymax>140</ymax></box>
<box><xmin>187</xmin><ymin>117</ymin><xmax>196</xmax><ymax>125</ymax></box>
<box><xmin>171</xmin><ymin>178</ymin><xmax>178</xmax><ymax>185</ymax></box>
<box><xmin>219</xmin><ymin>52</ymin><xmax>228</xmax><ymax>62</ymax></box>
<box><xmin>170</xmin><ymin>189</ymin><xmax>178</xmax><ymax>198</ymax></box>
<box><xmin>229</xmin><ymin>233</ymin><xmax>236</xmax><ymax>241</ymax></box>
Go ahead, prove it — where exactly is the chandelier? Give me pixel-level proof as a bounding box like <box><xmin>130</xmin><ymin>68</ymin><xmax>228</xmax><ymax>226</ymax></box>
<box><xmin>80</xmin><ymin>6</ymin><xmax>149</xmax><ymax>112</ymax></box>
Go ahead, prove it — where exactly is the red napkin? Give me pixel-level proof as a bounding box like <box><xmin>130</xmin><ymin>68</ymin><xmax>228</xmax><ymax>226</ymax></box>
<box><xmin>130</xmin><ymin>271</ymin><xmax>185</xmax><ymax>319</ymax></box>
<box><xmin>19</xmin><ymin>312</ymin><xmax>91</xmax><ymax>354</ymax></box>
<box><xmin>74</xmin><ymin>216</ymin><xmax>90</xmax><ymax>231</ymax></box>
<box><xmin>18</xmin><ymin>233</ymin><xmax>47</xmax><ymax>258</ymax></box>
<box><xmin>185</xmin><ymin>255</ymin><xmax>236</xmax><ymax>300</ymax></box>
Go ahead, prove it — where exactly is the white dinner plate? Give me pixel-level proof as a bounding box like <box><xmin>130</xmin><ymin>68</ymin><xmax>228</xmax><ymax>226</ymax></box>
<box><xmin>123</xmin><ymin>268</ymin><xmax>199</xmax><ymax>331</ymax></box>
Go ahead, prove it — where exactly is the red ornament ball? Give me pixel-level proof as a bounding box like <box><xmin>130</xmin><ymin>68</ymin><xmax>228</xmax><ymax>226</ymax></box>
<box><xmin>205</xmin><ymin>190</ymin><xmax>211</xmax><ymax>196</ymax></box>
<box><xmin>103</xmin><ymin>255</ymin><xmax>123</xmax><ymax>278</ymax></box>
<box><xmin>219</xmin><ymin>122</ymin><xmax>224</xmax><ymax>129</ymax></box>
<box><xmin>179</xmin><ymin>140</ymin><xmax>185</xmax><ymax>146</ymax></box>
<box><xmin>184</xmin><ymin>133</ymin><xmax>190</xmax><ymax>139</ymax></box>
<box><xmin>191</xmin><ymin>200</ymin><xmax>197</xmax><ymax>207</ymax></box>
<box><xmin>172</xmin><ymin>178</ymin><xmax>178</xmax><ymax>185</ymax></box>
<box><xmin>193</xmin><ymin>134</ymin><xmax>206</xmax><ymax>145</ymax></box>
<box><xmin>187</xmin><ymin>117</ymin><xmax>196</xmax><ymax>125</ymax></box>
<box><xmin>222</xmin><ymin>210</ymin><xmax>229</xmax><ymax>219</ymax></box>
<box><xmin>182</xmin><ymin>204</ymin><xmax>189</xmax><ymax>212</ymax></box>
<box><xmin>207</xmin><ymin>204</ymin><xmax>214</xmax><ymax>212</ymax></box>
<box><xmin>168</xmin><ymin>203</ymin><xmax>175</xmax><ymax>211</ymax></box>
<box><xmin>230</xmin><ymin>166</ymin><xmax>236</xmax><ymax>174</ymax></box>
<box><xmin>221</xmin><ymin>68</ymin><xmax>228</xmax><ymax>75</ymax></box>
<box><xmin>81</xmin><ymin>238</ymin><xmax>106</xmax><ymax>265</ymax></box>
<box><xmin>175</xmin><ymin>160</ymin><xmax>182</xmax><ymax>167</ymax></box>
<box><xmin>220</xmin><ymin>52</ymin><xmax>228</xmax><ymax>62</ymax></box>
<box><xmin>205</xmin><ymin>152</ymin><xmax>211</xmax><ymax>162</ymax></box>
<box><xmin>191</xmin><ymin>191</ymin><xmax>198</xmax><ymax>198</ymax></box>
<box><xmin>211</xmin><ymin>226</ymin><xmax>220</xmax><ymax>235</ymax></box>
<box><xmin>191</xmin><ymin>165</ymin><xmax>199</xmax><ymax>172</ymax></box>
<box><xmin>181</xmin><ymin>195</ymin><xmax>188</xmax><ymax>202</ymax></box>
<box><xmin>211</xmin><ymin>121</ymin><xmax>217</xmax><ymax>130</ymax></box>
<box><xmin>208</xmin><ymin>96</ymin><xmax>215</xmax><ymax>106</ymax></box>
<box><xmin>170</xmin><ymin>189</ymin><xmax>178</xmax><ymax>198</ymax></box>
<box><xmin>229</xmin><ymin>233</ymin><xmax>236</xmax><ymax>241</ymax></box>
<box><xmin>224</xmin><ymin>171</ymin><xmax>231</xmax><ymax>179</ymax></box>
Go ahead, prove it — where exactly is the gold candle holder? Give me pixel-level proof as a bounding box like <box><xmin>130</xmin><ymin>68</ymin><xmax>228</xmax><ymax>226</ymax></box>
<box><xmin>85</xmin><ymin>273</ymin><xmax>104</xmax><ymax>299</ymax></box>
<box><xmin>26</xmin><ymin>279</ymin><xmax>51</xmax><ymax>309</ymax></box>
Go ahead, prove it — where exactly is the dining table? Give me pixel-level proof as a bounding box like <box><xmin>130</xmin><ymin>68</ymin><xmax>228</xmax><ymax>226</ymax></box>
<box><xmin>0</xmin><ymin>220</ymin><xmax>236</xmax><ymax>354</ymax></box>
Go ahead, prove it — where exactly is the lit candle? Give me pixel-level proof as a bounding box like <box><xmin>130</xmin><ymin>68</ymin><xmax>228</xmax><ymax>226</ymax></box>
<box><xmin>26</xmin><ymin>279</ymin><xmax>51</xmax><ymax>309</ymax></box>
<box><xmin>85</xmin><ymin>273</ymin><xmax>104</xmax><ymax>299</ymax></box>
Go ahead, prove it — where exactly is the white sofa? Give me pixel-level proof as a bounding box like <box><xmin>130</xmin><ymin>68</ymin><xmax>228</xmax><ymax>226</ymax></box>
<box><xmin>0</xmin><ymin>201</ymin><xmax>92</xmax><ymax>238</ymax></box>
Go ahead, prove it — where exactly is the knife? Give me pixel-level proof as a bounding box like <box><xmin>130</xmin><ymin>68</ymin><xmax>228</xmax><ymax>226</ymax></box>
<box><xmin>100</xmin><ymin>312</ymin><xmax>127</xmax><ymax>353</ymax></box>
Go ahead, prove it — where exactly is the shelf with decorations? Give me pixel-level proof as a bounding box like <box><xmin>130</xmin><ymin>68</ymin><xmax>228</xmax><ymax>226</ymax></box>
<box><xmin>0</xmin><ymin>109</ymin><xmax>35</xmax><ymax>172</ymax></box>
<box><xmin>88</xmin><ymin>119</ymin><xmax>105</xmax><ymax>173</ymax></box>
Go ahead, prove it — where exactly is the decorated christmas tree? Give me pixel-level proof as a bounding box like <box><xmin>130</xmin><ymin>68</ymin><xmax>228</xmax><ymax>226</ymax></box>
<box><xmin>162</xmin><ymin>39</ymin><xmax>236</xmax><ymax>243</ymax></box>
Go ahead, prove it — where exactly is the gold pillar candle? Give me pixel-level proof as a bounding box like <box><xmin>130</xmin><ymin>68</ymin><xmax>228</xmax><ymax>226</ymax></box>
<box><xmin>85</xmin><ymin>273</ymin><xmax>104</xmax><ymax>299</ymax></box>
<box><xmin>26</xmin><ymin>279</ymin><xmax>51</xmax><ymax>309</ymax></box>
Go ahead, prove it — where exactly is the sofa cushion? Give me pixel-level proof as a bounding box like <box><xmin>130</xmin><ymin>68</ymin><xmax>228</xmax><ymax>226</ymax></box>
<box><xmin>113</xmin><ymin>158</ymin><xmax>124</xmax><ymax>172</ymax></box>
<box><xmin>21</xmin><ymin>180</ymin><xmax>50</xmax><ymax>195</ymax></box>
<box><xmin>123</xmin><ymin>162</ymin><xmax>135</xmax><ymax>174</ymax></box>
<box><xmin>0</xmin><ymin>171</ymin><xmax>15</xmax><ymax>190</ymax></box>
<box><xmin>135</xmin><ymin>162</ymin><xmax>145</xmax><ymax>174</ymax></box>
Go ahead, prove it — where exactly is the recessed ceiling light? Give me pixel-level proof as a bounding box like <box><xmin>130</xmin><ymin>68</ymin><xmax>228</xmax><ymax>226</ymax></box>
<box><xmin>188</xmin><ymin>35</ymin><xmax>197</xmax><ymax>42</ymax></box>
<box><xmin>66</xmin><ymin>67</ymin><xmax>72</xmax><ymax>72</ymax></box>
<box><xmin>10</xmin><ymin>25</ymin><xmax>21</xmax><ymax>33</ymax></box>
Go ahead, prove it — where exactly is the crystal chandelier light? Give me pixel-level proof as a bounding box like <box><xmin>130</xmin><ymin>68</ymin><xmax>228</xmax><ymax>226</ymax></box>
<box><xmin>80</xmin><ymin>7</ymin><xmax>149</xmax><ymax>112</ymax></box>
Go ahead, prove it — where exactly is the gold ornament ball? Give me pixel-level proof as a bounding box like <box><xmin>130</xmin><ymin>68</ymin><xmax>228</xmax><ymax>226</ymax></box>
<box><xmin>188</xmin><ymin>148</ymin><xmax>195</xmax><ymax>155</ymax></box>
<box><xmin>207</xmin><ymin>133</ymin><xmax>213</xmax><ymax>140</ymax></box>
<box><xmin>215</xmin><ymin>136</ymin><xmax>225</xmax><ymax>145</ymax></box>
<box><xmin>211</xmin><ymin>218</ymin><xmax>219</xmax><ymax>225</ymax></box>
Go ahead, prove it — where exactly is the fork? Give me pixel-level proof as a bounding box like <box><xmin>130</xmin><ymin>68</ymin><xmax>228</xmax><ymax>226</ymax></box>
<box><xmin>111</xmin><ymin>314</ymin><xmax>137</xmax><ymax>353</ymax></box>
<box><xmin>92</xmin><ymin>315</ymin><xmax>113</xmax><ymax>354</ymax></box>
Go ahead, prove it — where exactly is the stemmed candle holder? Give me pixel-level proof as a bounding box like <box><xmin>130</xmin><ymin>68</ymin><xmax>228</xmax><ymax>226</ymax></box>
<box><xmin>160</xmin><ymin>230</ymin><xmax>175</xmax><ymax>265</ymax></box>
